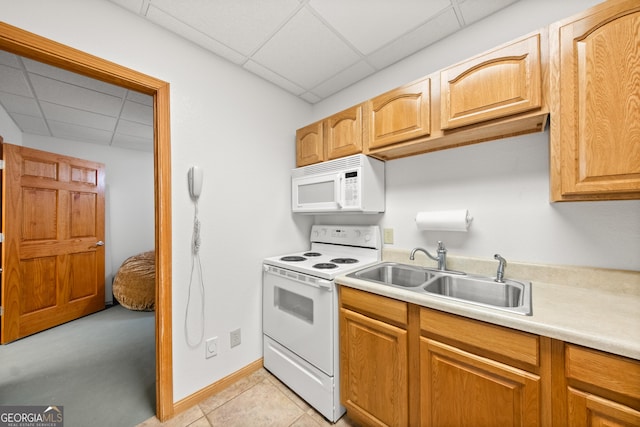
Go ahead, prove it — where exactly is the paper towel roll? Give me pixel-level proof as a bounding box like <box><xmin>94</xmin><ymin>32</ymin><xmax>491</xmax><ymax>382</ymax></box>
<box><xmin>415</xmin><ymin>209</ymin><xmax>473</xmax><ymax>232</ymax></box>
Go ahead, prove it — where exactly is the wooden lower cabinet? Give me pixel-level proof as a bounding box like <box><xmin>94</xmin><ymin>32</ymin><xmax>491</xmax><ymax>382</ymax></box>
<box><xmin>553</xmin><ymin>342</ymin><xmax>640</xmax><ymax>426</ymax></box>
<box><xmin>339</xmin><ymin>287</ymin><xmax>409</xmax><ymax>427</ymax></box>
<box><xmin>420</xmin><ymin>338</ymin><xmax>541</xmax><ymax>427</ymax></box>
<box><xmin>339</xmin><ymin>286</ymin><xmax>639</xmax><ymax>427</ymax></box>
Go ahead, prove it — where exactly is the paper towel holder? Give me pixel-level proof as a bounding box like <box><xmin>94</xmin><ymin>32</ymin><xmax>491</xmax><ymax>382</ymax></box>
<box><xmin>415</xmin><ymin>209</ymin><xmax>473</xmax><ymax>232</ymax></box>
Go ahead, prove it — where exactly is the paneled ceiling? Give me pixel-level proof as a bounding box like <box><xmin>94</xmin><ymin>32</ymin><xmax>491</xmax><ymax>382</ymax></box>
<box><xmin>0</xmin><ymin>51</ymin><xmax>154</xmax><ymax>152</ymax></box>
<box><xmin>0</xmin><ymin>0</ymin><xmax>519</xmax><ymax>152</ymax></box>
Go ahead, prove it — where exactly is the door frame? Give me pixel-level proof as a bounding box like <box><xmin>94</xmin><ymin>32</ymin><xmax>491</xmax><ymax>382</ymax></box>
<box><xmin>0</xmin><ymin>23</ymin><xmax>174</xmax><ymax>420</ymax></box>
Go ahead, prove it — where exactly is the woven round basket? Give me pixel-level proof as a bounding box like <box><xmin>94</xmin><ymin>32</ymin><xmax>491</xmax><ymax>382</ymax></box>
<box><xmin>113</xmin><ymin>250</ymin><xmax>155</xmax><ymax>311</ymax></box>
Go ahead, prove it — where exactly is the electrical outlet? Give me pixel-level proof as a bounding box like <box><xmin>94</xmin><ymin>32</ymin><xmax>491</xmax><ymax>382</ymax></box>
<box><xmin>205</xmin><ymin>337</ymin><xmax>218</xmax><ymax>359</ymax></box>
<box><xmin>383</xmin><ymin>228</ymin><xmax>394</xmax><ymax>244</ymax></box>
<box><xmin>230</xmin><ymin>328</ymin><xmax>241</xmax><ymax>348</ymax></box>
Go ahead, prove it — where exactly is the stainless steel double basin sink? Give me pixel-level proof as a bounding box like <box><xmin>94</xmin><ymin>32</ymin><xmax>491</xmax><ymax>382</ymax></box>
<box><xmin>346</xmin><ymin>262</ymin><xmax>532</xmax><ymax>316</ymax></box>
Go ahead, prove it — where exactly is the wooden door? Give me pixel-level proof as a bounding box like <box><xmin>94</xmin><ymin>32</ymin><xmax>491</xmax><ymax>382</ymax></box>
<box><xmin>440</xmin><ymin>33</ymin><xmax>542</xmax><ymax>130</ymax></box>
<box><xmin>550</xmin><ymin>0</ymin><xmax>640</xmax><ymax>200</ymax></box>
<box><xmin>1</xmin><ymin>142</ymin><xmax>105</xmax><ymax>343</ymax></box>
<box><xmin>340</xmin><ymin>309</ymin><xmax>408</xmax><ymax>426</ymax></box>
<box><xmin>420</xmin><ymin>338</ymin><xmax>541</xmax><ymax>427</ymax></box>
<box><xmin>366</xmin><ymin>77</ymin><xmax>431</xmax><ymax>150</ymax></box>
<box><xmin>325</xmin><ymin>104</ymin><xmax>363</xmax><ymax>160</ymax></box>
<box><xmin>296</xmin><ymin>120</ymin><xmax>324</xmax><ymax>167</ymax></box>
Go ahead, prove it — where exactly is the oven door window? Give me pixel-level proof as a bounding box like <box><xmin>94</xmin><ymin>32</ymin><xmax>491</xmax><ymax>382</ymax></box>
<box><xmin>274</xmin><ymin>287</ymin><xmax>313</xmax><ymax>324</ymax></box>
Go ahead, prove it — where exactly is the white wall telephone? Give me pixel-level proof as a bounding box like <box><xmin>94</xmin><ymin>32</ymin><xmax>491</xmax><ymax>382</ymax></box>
<box><xmin>188</xmin><ymin>166</ymin><xmax>203</xmax><ymax>199</ymax></box>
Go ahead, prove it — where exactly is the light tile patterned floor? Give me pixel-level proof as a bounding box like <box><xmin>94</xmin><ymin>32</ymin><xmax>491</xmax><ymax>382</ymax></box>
<box><xmin>137</xmin><ymin>368</ymin><xmax>362</xmax><ymax>427</ymax></box>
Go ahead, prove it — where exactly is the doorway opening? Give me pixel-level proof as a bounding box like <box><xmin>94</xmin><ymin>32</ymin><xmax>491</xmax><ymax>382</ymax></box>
<box><xmin>0</xmin><ymin>22</ymin><xmax>174</xmax><ymax>420</ymax></box>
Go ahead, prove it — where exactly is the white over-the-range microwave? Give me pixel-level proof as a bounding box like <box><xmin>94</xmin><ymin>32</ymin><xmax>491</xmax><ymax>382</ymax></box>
<box><xmin>292</xmin><ymin>154</ymin><xmax>385</xmax><ymax>214</ymax></box>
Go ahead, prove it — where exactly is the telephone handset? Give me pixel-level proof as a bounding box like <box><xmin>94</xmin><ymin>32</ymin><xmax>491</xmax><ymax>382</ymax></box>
<box><xmin>188</xmin><ymin>166</ymin><xmax>203</xmax><ymax>199</ymax></box>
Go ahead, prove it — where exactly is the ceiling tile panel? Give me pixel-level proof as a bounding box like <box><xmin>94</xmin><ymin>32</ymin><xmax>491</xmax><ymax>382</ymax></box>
<box><xmin>252</xmin><ymin>7</ymin><xmax>361</xmax><ymax>89</ymax></box>
<box><xmin>310</xmin><ymin>60</ymin><xmax>376</xmax><ymax>99</ymax></box>
<box><xmin>0</xmin><ymin>92</ymin><xmax>42</xmax><ymax>117</ymax></box>
<box><xmin>121</xmin><ymin>99</ymin><xmax>153</xmax><ymax>125</ymax></box>
<box><xmin>147</xmin><ymin>0</ymin><xmax>302</xmax><ymax>56</ymax></box>
<box><xmin>243</xmin><ymin>60</ymin><xmax>306</xmax><ymax>96</ymax></box>
<box><xmin>127</xmin><ymin>90</ymin><xmax>153</xmax><ymax>106</ymax></box>
<box><xmin>115</xmin><ymin>119</ymin><xmax>153</xmax><ymax>139</ymax></box>
<box><xmin>112</xmin><ymin>133</ymin><xmax>153</xmax><ymax>152</ymax></box>
<box><xmin>0</xmin><ymin>50</ymin><xmax>22</xmax><ymax>68</ymax></box>
<box><xmin>107</xmin><ymin>0</ymin><xmax>145</xmax><ymax>14</ymax></box>
<box><xmin>40</xmin><ymin>101</ymin><xmax>117</xmax><ymax>131</ymax></box>
<box><xmin>29</xmin><ymin>74</ymin><xmax>124</xmax><ymax>117</ymax></box>
<box><xmin>367</xmin><ymin>8</ymin><xmax>462</xmax><ymax>69</ymax></box>
<box><xmin>145</xmin><ymin>4</ymin><xmax>246</xmax><ymax>64</ymax></box>
<box><xmin>0</xmin><ymin>64</ymin><xmax>34</xmax><ymax>97</ymax></box>
<box><xmin>49</xmin><ymin>121</ymin><xmax>113</xmax><ymax>145</ymax></box>
<box><xmin>11</xmin><ymin>113</ymin><xmax>50</xmax><ymax>136</ymax></box>
<box><xmin>458</xmin><ymin>0</ymin><xmax>519</xmax><ymax>25</ymax></box>
<box><xmin>23</xmin><ymin>58</ymin><xmax>126</xmax><ymax>97</ymax></box>
<box><xmin>308</xmin><ymin>0</ymin><xmax>452</xmax><ymax>55</ymax></box>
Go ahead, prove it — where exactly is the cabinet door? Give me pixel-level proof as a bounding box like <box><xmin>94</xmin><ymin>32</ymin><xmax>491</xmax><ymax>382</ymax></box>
<box><xmin>325</xmin><ymin>104</ymin><xmax>363</xmax><ymax>160</ymax></box>
<box><xmin>366</xmin><ymin>78</ymin><xmax>431</xmax><ymax>150</ymax></box>
<box><xmin>440</xmin><ymin>33</ymin><xmax>542</xmax><ymax>130</ymax></box>
<box><xmin>421</xmin><ymin>338</ymin><xmax>541</xmax><ymax>427</ymax></box>
<box><xmin>550</xmin><ymin>0</ymin><xmax>640</xmax><ymax>200</ymax></box>
<box><xmin>567</xmin><ymin>388</ymin><xmax>640</xmax><ymax>427</ymax></box>
<box><xmin>340</xmin><ymin>308</ymin><xmax>408</xmax><ymax>427</ymax></box>
<box><xmin>296</xmin><ymin>120</ymin><xmax>324</xmax><ymax>167</ymax></box>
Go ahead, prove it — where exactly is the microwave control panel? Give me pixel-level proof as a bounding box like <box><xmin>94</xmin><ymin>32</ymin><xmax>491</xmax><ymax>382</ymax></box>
<box><xmin>343</xmin><ymin>171</ymin><xmax>359</xmax><ymax>206</ymax></box>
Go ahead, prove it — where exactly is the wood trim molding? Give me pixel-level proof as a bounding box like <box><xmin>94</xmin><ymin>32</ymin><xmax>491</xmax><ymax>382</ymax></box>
<box><xmin>0</xmin><ymin>22</ymin><xmax>174</xmax><ymax>420</ymax></box>
<box><xmin>173</xmin><ymin>359</ymin><xmax>264</xmax><ymax>416</ymax></box>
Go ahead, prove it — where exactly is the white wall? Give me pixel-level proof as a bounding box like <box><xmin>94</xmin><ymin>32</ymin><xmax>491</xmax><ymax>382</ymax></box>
<box><xmin>313</xmin><ymin>0</ymin><xmax>640</xmax><ymax>272</ymax></box>
<box><xmin>0</xmin><ymin>104</ymin><xmax>22</xmax><ymax>144</ymax></box>
<box><xmin>1</xmin><ymin>0</ymin><xmax>313</xmax><ymax>402</ymax></box>
<box><xmin>22</xmin><ymin>134</ymin><xmax>155</xmax><ymax>303</ymax></box>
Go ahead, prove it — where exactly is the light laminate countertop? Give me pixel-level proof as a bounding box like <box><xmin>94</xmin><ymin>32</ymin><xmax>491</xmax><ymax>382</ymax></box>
<box><xmin>336</xmin><ymin>249</ymin><xmax>640</xmax><ymax>360</ymax></box>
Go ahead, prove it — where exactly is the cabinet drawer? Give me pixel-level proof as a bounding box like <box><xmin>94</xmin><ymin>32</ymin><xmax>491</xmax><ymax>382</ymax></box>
<box><xmin>566</xmin><ymin>344</ymin><xmax>640</xmax><ymax>401</ymax></box>
<box><xmin>420</xmin><ymin>307</ymin><xmax>539</xmax><ymax>366</ymax></box>
<box><xmin>340</xmin><ymin>287</ymin><xmax>407</xmax><ymax>327</ymax></box>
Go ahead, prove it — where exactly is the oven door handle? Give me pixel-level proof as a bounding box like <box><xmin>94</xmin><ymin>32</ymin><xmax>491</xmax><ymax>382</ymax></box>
<box><xmin>263</xmin><ymin>265</ymin><xmax>333</xmax><ymax>291</ymax></box>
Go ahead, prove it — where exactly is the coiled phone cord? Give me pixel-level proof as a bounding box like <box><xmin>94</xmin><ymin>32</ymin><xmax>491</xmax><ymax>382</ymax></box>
<box><xmin>185</xmin><ymin>202</ymin><xmax>205</xmax><ymax>347</ymax></box>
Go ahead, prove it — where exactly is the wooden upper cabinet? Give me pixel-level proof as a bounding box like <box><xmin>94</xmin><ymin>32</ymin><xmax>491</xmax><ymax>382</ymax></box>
<box><xmin>295</xmin><ymin>120</ymin><xmax>324</xmax><ymax>167</ymax></box>
<box><xmin>295</xmin><ymin>105</ymin><xmax>364</xmax><ymax>167</ymax></box>
<box><xmin>325</xmin><ymin>104</ymin><xmax>363</xmax><ymax>161</ymax></box>
<box><xmin>550</xmin><ymin>0</ymin><xmax>640</xmax><ymax>201</ymax></box>
<box><xmin>441</xmin><ymin>33</ymin><xmax>542</xmax><ymax>130</ymax></box>
<box><xmin>365</xmin><ymin>77</ymin><xmax>431</xmax><ymax>150</ymax></box>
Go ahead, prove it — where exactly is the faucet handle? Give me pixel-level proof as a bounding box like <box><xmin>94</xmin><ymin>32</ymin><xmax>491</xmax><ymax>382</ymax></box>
<box><xmin>437</xmin><ymin>241</ymin><xmax>446</xmax><ymax>251</ymax></box>
<box><xmin>494</xmin><ymin>254</ymin><xmax>507</xmax><ymax>282</ymax></box>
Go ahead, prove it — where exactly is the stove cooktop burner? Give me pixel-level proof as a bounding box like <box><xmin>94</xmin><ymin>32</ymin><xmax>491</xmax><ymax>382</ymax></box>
<box><xmin>280</xmin><ymin>256</ymin><xmax>306</xmax><ymax>262</ymax></box>
<box><xmin>330</xmin><ymin>258</ymin><xmax>358</xmax><ymax>264</ymax></box>
<box><xmin>313</xmin><ymin>263</ymin><xmax>338</xmax><ymax>269</ymax></box>
<box><xmin>304</xmin><ymin>252</ymin><xmax>322</xmax><ymax>257</ymax></box>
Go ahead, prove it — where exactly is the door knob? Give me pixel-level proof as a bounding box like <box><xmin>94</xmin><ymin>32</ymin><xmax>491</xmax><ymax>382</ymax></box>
<box><xmin>96</xmin><ymin>241</ymin><xmax>105</xmax><ymax>247</ymax></box>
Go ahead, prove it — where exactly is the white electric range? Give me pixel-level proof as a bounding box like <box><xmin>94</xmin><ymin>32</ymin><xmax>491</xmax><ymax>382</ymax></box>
<box><xmin>262</xmin><ymin>225</ymin><xmax>381</xmax><ymax>422</ymax></box>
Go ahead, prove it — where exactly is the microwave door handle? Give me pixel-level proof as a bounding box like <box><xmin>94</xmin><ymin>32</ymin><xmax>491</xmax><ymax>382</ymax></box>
<box><xmin>336</xmin><ymin>174</ymin><xmax>344</xmax><ymax>208</ymax></box>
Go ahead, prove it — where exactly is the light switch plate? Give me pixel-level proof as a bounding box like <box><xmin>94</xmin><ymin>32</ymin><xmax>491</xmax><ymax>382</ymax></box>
<box><xmin>383</xmin><ymin>228</ymin><xmax>394</xmax><ymax>244</ymax></box>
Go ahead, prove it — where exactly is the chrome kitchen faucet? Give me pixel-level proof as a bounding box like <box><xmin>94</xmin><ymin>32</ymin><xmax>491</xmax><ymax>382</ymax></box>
<box><xmin>410</xmin><ymin>241</ymin><xmax>448</xmax><ymax>271</ymax></box>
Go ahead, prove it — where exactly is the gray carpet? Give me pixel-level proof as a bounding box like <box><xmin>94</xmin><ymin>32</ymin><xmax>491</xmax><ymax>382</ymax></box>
<box><xmin>0</xmin><ymin>304</ymin><xmax>156</xmax><ymax>427</ymax></box>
